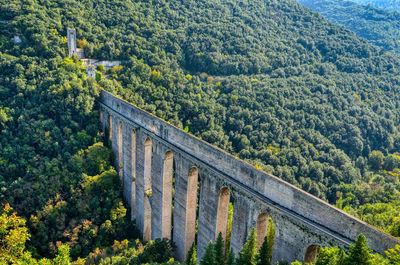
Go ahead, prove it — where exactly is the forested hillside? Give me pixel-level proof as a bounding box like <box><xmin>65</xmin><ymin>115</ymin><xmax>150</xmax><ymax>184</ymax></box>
<box><xmin>352</xmin><ymin>0</ymin><xmax>400</xmax><ymax>12</ymax></box>
<box><xmin>298</xmin><ymin>0</ymin><xmax>400</xmax><ymax>54</ymax></box>
<box><xmin>2</xmin><ymin>0</ymin><xmax>400</xmax><ymax>262</ymax></box>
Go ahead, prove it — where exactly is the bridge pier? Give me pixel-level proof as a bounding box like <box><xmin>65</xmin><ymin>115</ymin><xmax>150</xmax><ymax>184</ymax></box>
<box><xmin>197</xmin><ymin>175</ymin><xmax>220</xmax><ymax>259</ymax></box>
<box><xmin>172</xmin><ymin>157</ymin><xmax>200</xmax><ymax>260</ymax></box>
<box><xmin>230</xmin><ymin>195</ymin><xmax>251</xmax><ymax>254</ymax></box>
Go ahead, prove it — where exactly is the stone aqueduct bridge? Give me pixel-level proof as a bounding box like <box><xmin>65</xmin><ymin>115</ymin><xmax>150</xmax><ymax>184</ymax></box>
<box><xmin>99</xmin><ymin>90</ymin><xmax>399</xmax><ymax>263</ymax></box>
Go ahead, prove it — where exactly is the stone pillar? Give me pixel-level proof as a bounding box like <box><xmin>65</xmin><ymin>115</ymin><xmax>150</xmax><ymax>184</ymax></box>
<box><xmin>150</xmin><ymin>141</ymin><xmax>164</xmax><ymax>240</ymax></box>
<box><xmin>197</xmin><ymin>175</ymin><xmax>220</xmax><ymax>260</ymax></box>
<box><xmin>172</xmin><ymin>155</ymin><xmax>189</xmax><ymax>261</ymax></box>
<box><xmin>135</xmin><ymin>131</ymin><xmax>146</xmax><ymax>238</ymax></box>
<box><xmin>230</xmin><ymin>195</ymin><xmax>252</xmax><ymax>255</ymax></box>
<box><xmin>122</xmin><ymin>126</ymin><xmax>132</xmax><ymax>205</ymax></box>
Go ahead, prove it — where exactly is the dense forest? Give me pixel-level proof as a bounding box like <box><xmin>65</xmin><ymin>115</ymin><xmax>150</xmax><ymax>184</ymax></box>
<box><xmin>298</xmin><ymin>0</ymin><xmax>400</xmax><ymax>54</ymax></box>
<box><xmin>352</xmin><ymin>0</ymin><xmax>400</xmax><ymax>12</ymax></box>
<box><xmin>3</xmin><ymin>0</ymin><xmax>400</xmax><ymax>263</ymax></box>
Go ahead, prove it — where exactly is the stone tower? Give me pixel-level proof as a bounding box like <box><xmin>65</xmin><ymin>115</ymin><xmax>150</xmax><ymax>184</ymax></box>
<box><xmin>87</xmin><ymin>65</ymin><xmax>96</xmax><ymax>79</ymax></box>
<box><xmin>67</xmin><ymin>28</ymin><xmax>77</xmax><ymax>57</ymax></box>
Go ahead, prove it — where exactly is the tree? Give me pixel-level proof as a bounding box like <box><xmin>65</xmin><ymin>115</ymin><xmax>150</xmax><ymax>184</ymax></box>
<box><xmin>315</xmin><ymin>246</ymin><xmax>347</xmax><ymax>265</ymax></box>
<box><xmin>0</xmin><ymin>204</ymin><xmax>32</xmax><ymax>264</ymax></box>
<box><xmin>344</xmin><ymin>234</ymin><xmax>372</xmax><ymax>265</ymax></box>
<box><xmin>257</xmin><ymin>236</ymin><xmax>271</xmax><ymax>265</ymax></box>
<box><xmin>369</xmin><ymin>151</ymin><xmax>384</xmax><ymax>171</ymax></box>
<box><xmin>226</xmin><ymin>248</ymin><xmax>235</xmax><ymax>265</ymax></box>
<box><xmin>385</xmin><ymin>245</ymin><xmax>400</xmax><ymax>264</ymax></box>
<box><xmin>237</xmin><ymin>228</ymin><xmax>258</xmax><ymax>265</ymax></box>
<box><xmin>215</xmin><ymin>232</ymin><xmax>225</xmax><ymax>265</ymax></box>
<box><xmin>201</xmin><ymin>241</ymin><xmax>216</xmax><ymax>265</ymax></box>
<box><xmin>186</xmin><ymin>243</ymin><xmax>198</xmax><ymax>265</ymax></box>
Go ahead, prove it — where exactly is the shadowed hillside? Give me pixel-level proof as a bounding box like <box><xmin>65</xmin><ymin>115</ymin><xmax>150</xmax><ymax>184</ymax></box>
<box><xmin>298</xmin><ymin>0</ymin><xmax>400</xmax><ymax>54</ymax></box>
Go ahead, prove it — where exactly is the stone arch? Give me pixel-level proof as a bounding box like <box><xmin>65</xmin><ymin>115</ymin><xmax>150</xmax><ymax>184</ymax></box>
<box><xmin>185</xmin><ymin>167</ymin><xmax>199</xmax><ymax>256</ymax></box>
<box><xmin>108</xmin><ymin>114</ymin><xmax>112</xmax><ymax>140</ymax></box>
<box><xmin>118</xmin><ymin>121</ymin><xmax>123</xmax><ymax>179</ymax></box>
<box><xmin>256</xmin><ymin>213</ymin><xmax>269</xmax><ymax>249</ymax></box>
<box><xmin>143</xmin><ymin>137</ymin><xmax>152</xmax><ymax>241</ymax></box>
<box><xmin>131</xmin><ymin>129</ymin><xmax>136</xmax><ymax>219</ymax></box>
<box><xmin>162</xmin><ymin>151</ymin><xmax>174</xmax><ymax>239</ymax></box>
<box><xmin>216</xmin><ymin>187</ymin><xmax>230</xmax><ymax>242</ymax></box>
<box><xmin>304</xmin><ymin>245</ymin><xmax>320</xmax><ymax>263</ymax></box>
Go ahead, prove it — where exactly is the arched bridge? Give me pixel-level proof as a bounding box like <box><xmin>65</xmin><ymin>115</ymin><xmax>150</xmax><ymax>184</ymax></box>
<box><xmin>99</xmin><ymin>90</ymin><xmax>399</xmax><ymax>263</ymax></box>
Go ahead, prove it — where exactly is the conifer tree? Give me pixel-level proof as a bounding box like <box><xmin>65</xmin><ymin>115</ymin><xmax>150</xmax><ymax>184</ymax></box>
<box><xmin>236</xmin><ymin>228</ymin><xmax>258</xmax><ymax>265</ymax></box>
<box><xmin>201</xmin><ymin>241</ymin><xmax>217</xmax><ymax>265</ymax></box>
<box><xmin>226</xmin><ymin>248</ymin><xmax>236</xmax><ymax>265</ymax></box>
<box><xmin>186</xmin><ymin>242</ymin><xmax>197</xmax><ymax>265</ymax></box>
<box><xmin>344</xmin><ymin>234</ymin><xmax>372</xmax><ymax>265</ymax></box>
<box><xmin>215</xmin><ymin>232</ymin><xmax>225</xmax><ymax>265</ymax></box>
<box><xmin>257</xmin><ymin>236</ymin><xmax>271</xmax><ymax>265</ymax></box>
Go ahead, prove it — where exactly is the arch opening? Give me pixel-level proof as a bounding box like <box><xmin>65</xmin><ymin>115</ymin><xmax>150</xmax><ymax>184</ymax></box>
<box><xmin>255</xmin><ymin>214</ymin><xmax>275</xmax><ymax>264</ymax></box>
<box><xmin>216</xmin><ymin>187</ymin><xmax>230</xmax><ymax>243</ymax></box>
<box><xmin>143</xmin><ymin>137</ymin><xmax>152</xmax><ymax>241</ymax></box>
<box><xmin>225</xmin><ymin>200</ymin><xmax>234</xmax><ymax>255</ymax></box>
<box><xmin>131</xmin><ymin>130</ymin><xmax>136</xmax><ymax>219</ymax></box>
<box><xmin>256</xmin><ymin>213</ymin><xmax>269</xmax><ymax>250</ymax></box>
<box><xmin>184</xmin><ymin>167</ymin><xmax>199</xmax><ymax>257</ymax></box>
<box><xmin>304</xmin><ymin>245</ymin><xmax>320</xmax><ymax>263</ymax></box>
<box><xmin>162</xmin><ymin>151</ymin><xmax>174</xmax><ymax>239</ymax></box>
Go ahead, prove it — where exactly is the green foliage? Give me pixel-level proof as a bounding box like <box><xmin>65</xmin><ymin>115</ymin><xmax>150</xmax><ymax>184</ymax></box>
<box><xmin>0</xmin><ymin>204</ymin><xmax>31</xmax><ymax>264</ymax></box>
<box><xmin>225</xmin><ymin>202</ymin><xmax>233</xmax><ymax>256</ymax></box>
<box><xmin>385</xmin><ymin>245</ymin><xmax>400</xmax><ymax>264</ymax></box>
<box><xmin>257</xmin><ymin>236</ymin><xmax>271</xmax><ymax>265</ymax></box>
<box><xmin>86</xmin><ymin>239</ymin><xmax>176</xmax><ymax>265</ymax></box>
<box><xmin>226</xmin><ymin>248</ymin><xmax>235</xmax><ymax>265</ymax></box>
<box><xmin>185</xmin><ymin>243</ymin><xmax>197</xmax><ymax>265</ymax></box>
<box><xmin>352</xmin><ymin>0</ymin><xmax>400</xmax><ymax>12</ymax></box>
<box><xmin>298</xmin><ymin>0</ymin><xmax>400</xmax><ymax>54</ymax></box>
<box><xmin>344</xmin><ymin>234</ymin><xmax>372</xmax><ymax>265</ymax></box>
<box><xmin>266</xmin><ymin>217</ymin><xmax>275</xmax><ymax>262</ymax></box>
<box><xmin>215</xmin><ymin>232</ymin><xmax>225</xmax><ymax>265</ymax></box>
<box><xmin>201</xmin><ymin>241</ymin><xmax>216</xmax><ymax>265</ymax></box>
<box><xmin>369</xmin><ymin>151</ymin><xmax>385</xmax><ymax>171</ymax></box>
<box><xmin>315</xmin><ymin>247</ymin><xmax>346</xmax><ymax>265</ymax></box>
<box><xmin>237</xmin><ymin>228</ymin><xmax>258</xmax><ymax>265</ymax></box>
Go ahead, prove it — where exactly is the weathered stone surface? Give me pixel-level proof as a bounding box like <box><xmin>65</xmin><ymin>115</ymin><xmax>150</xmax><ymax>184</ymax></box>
<box><xmin>99</xmin><ymin>90</ymin><xmax>400</xmax><ymax>263</ymax></box>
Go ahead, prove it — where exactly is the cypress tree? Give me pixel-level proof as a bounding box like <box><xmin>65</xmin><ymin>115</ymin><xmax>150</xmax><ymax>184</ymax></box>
<box><xmin>236</xmin><ymin>228</ymin><xmax>258</xmax><ymax>265</ymax></box>
<box><xmin>215</xmin><ymin>232</ymin><xmax>225</xmax><ymax>265</ymax></box>
<box><xmin>344</xmin><ymin>234</ymin><xmax>372</xmax><ymax>265</ymax></box>
<box><xmin>201</xmin><ymin>241</ymin><xmax>217</xmax><ymax>265</ymax></box>
<box><xmin>257</xmin><ymin>236</ymin><xmax>271</xmax><ymax>265</ymax></box>
<box><xmin>226</xmin><ymin>248</ymin><xmax>236</xmax><ymax>265</ymax></box>
<box><xmin>186</xmin><ymin>242</ymin><xmax>198</xmax><ymax>265</ymax></box>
